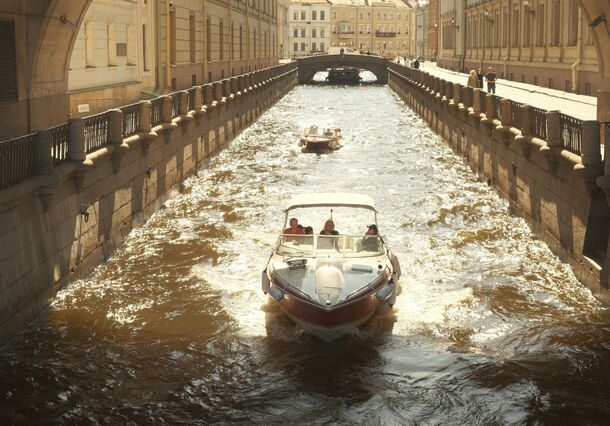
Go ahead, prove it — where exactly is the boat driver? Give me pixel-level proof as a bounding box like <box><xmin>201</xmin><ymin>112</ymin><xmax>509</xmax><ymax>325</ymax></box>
<box><xmin>358</xmin><ymin>224</ymin><xmax>381</xmax><ymax>252</ymax></box>
<box><xmin>284</xmin><ymin>217</ymin><xmax>304</xmax><ymax>242</ymax></box>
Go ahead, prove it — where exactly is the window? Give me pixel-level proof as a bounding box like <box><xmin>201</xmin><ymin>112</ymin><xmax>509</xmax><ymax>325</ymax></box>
<box><xmin>293</xmin><ymin>12</ymin><xmax>298</xmax><ymax>20</ymax></box>
<box><xmin>106</xmin><ymin>23</ymin><xmax>115</xmax><ymax>66</ymax></box>
<box><xmin>206</xmin><ymin>18</ymin><xmax>211</xmax><ymax>60</ymax></box>
<box><xmin>301</xmin><ymin>11</ymin><xmax>306</xmax><ymax>20</ymax></box>
<box><xmin>170</xmin><ymin>9</ymin><xmax>176</xmax><ymax>64</ymax></box>
<box><xmin>551</xmin><ymin>0</ymin><xmax>561</xmax><ymax>46</ymax></box>
<box><xmin>320</xmin><ymin>42</ymin><xmax>325</xmax><ymax>52</ymax></box>
<box><xmin>142</xmin><ymin>25</ymin><xmax>148</xmax><ymax>70</ymax></box>
<box><xmin>0</xmin><ymin>20</ymin><xmax>17</xmax><ymax>102</ymax></box>
<box><xmin>312</xmin><ymin>29</ymin><xmax>316</xmax><ymax>38</ymax></box>
<box><xmin>312</xmin><ymin>10</ymin><xmax>317</xmax><ymax>20</ymax></box>
<box><xmin>293</xmin><ymin>42</ymin><xmax>298</xmax><ymax>52</ymax></box>
<box><xmin>189</xmin><ymin>14</ymin><xmax>196</xmax><ymax>63</ymax></box>
<box><xmin>219</xmin><ymin>20</ymin><xmax>224</xmax><ymax>60</ymax></box>
<box><xmin>239</xmin><ymin>25</ymin><xmax>243</xmax><ymax>59</ymax></box>
<box><xmin>320</xmin><ymin>29</ymin><xmax>325</xmax><ymax>38</ymax></box>
<box><xmin>301</xmin><ymin>42</ymin><xmax>305</xmax><ymax>51</ymax></box>
<box><xmin>294</xmin><ymin>28</ymin><xmax>298</xmax><ymax>37</ymax></box>
<box><xmin>320</xmin><ymin>10</ymin><xmax>325</xmax><ymax>20</ymax></box>
<box><xmin>312</xmin><ymin>42</ymin><xmax>317</xmax><ymax>51</ymax></box>
<box><xmin>301</xmin><ymin>28</ymin><xmax>305</xmax><ymax>37</ymax></box>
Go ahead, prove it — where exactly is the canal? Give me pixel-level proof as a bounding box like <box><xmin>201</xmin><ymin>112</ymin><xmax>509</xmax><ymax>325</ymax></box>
<box><xmin>1</xmin><ymin>83</ymin><xmax>609</xmax><ymax>424</ymax></box>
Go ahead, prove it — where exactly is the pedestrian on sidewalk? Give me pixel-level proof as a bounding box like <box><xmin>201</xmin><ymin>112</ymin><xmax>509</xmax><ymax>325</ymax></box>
<box><xmin>467</xmin><ymin>69</ymin><xmax>480</xmax><ymax>88</ymax></box>
<box><xmin>477</xmin><ymin>67</ymin><xmax>484</xmax><ymax>89</ymax></box>
<box><xmin>485</xmin><ymin>66</ymin><xmax>497</xmax><ymax>94</ymax></box>
<box><xmin>413</xmin><ymin>58</ymin><xmax>420</xmax><ymax>69</ymax></box>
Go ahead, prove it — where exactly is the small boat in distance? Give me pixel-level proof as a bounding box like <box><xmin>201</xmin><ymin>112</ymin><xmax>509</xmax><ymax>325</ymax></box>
<box><xmin>299</xmin><ymin>125</ymin><xmax>342</xmax><ymax>153</ymax></box>
<box><xmin>326</xmin><ymin>67</ymin><xmax>362</xmax><ymax>84</ymax></box>
<box><xmin>262</xmin><ymin>193</ymin><xmax>401</xmax><ymax>341</ymax></box>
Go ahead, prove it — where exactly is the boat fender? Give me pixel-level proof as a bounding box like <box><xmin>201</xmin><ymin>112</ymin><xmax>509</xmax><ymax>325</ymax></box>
<box><xmin>261</xmin><ymin>269</ymin><xmax>271</xmax><ymax>294</ymax></box>
<box><xmin>376</xmin><ymin>281</ymin><xmax>397</xmax><ymax>305</ymax></box>
<box><xmin>268</xmin><ymin>286</ymin><xmax>284</xmax><ymax>302</ymax></box>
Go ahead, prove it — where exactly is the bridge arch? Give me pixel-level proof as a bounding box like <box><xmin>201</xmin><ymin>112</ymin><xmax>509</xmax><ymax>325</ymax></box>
<box><xmin>297</xmin><ymin>54</ymin><xmax>389</xmax><ymax>84</ymax></box>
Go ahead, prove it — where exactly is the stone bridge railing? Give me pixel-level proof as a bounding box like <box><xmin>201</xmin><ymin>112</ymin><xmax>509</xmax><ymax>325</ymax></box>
<box><xmin>0</xmin><ymin>63</ymin><xmax>297</xmax><ymax>191</ymax></box>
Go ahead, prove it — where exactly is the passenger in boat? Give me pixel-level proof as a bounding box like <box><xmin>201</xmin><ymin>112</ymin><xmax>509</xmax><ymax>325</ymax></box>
<box><xmin>358</xmin><ymin>224</ymin><xmax>381</xmax><ymax>252</ymax></box>
<box><xmin>303</xmin><ymin>226</ymin><xmax>314</xmax><ymax>245</ymax></box>
<box><xmin>320</xmin><ymin>220</ymin><xmax>339</xmax><ymax>236</ymax></box>
<box><xmin>284</xmin><ymin>218</ymin><xmax>305</xmax><ymax>242</ymax></box>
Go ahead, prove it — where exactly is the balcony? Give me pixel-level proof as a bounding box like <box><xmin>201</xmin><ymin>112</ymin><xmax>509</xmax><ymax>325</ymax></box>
<box><xmin>375</xmin><ymin>31</ymin><xmax>396</xmax><ymax>37</ymax></box>
<box><xmin>336</xmin><ymin>31</ymin><xmax>355</xmax><ymax>39</ymax></box>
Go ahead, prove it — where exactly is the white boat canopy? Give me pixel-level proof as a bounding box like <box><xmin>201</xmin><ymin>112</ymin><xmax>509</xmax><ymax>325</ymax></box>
<box><xmin>284</xmin><ymin>193</ymin><xmax>377</xmax><ymax>212</ymax></box>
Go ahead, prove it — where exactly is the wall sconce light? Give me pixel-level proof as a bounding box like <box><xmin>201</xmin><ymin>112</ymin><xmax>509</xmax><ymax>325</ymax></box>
<box><xmin>588</xmin><ymin>15</ymin><xmax>606</xmax><ymax>27</ymax></box>
<box><xmin>451</xmin><ymin>17</ymin><xmax>459</xmax><ymax>29</ymax></box>
<box><xmin>523</xmin><ymin>1</ymin><xmax>536</xmax><ymax>16</ymax></box>
<box><xmin>483</xmin><ymin>8</ymin><xmax>494</xmax><ymax>24</ymax></box>
<box><xmin>59</xmin><ymin>14</ymin><xmax>77</xmax><ymax>31</ymax></box>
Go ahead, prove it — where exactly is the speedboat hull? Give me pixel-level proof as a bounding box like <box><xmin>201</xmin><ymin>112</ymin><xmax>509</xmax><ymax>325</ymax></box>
<box><xmin>299</xmin><ymin>136</ymin><xmax>342</xmax><ymax>152</ymax></box>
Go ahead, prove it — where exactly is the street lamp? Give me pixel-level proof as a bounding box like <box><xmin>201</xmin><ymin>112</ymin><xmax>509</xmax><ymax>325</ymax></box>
<box><xmin>523</xmin><ymin>1</ymin><xmax>536</xmax><ymax>16</ymax></box>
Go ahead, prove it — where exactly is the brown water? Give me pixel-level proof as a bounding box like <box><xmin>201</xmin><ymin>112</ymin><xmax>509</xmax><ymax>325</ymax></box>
<box><xmin>1</xmin><ymin>83</ymin><xmax>609</xmax><ymax>424</ymax></box>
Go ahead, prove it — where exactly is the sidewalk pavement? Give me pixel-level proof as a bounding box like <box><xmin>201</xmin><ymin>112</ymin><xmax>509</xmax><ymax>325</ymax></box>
<box><xmin>414</xmin><ymin>62</ymin><xmax>597</xmax><ymax>121</ymax></box>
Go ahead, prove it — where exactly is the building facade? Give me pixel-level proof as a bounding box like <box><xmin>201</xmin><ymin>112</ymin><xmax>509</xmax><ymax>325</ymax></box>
<box><xmin>68</xmin><ymin>0</ymin><xmax>156</xmax><ymax>116</ymax></box>
<box><xmin>287</xmin><ymin>0</ymin><xmax>332</xmax><ymax>58</ymax></box>
<box><xmin>414</xmin><ymin>3</ymin><xmax>428</xmax><ymax>59</ymax></box>
<box><xmin>157</xmin><ymin>0</ymin><xmax>279</xmax><ymax>91</ymax></box>
<box><xmin>437</xmin><ymin>0</ymin><xmax>600</xmax><ymax>95</ymax></box>
<box><xmin>329</xmin><ymin>0</ymin><xmax>415</xmax><ymax>59</ymax></box>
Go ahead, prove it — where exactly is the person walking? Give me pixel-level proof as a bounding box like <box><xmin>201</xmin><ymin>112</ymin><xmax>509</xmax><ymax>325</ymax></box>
<box><xmin>485</xmin><ymin>66</ymin><xmax>497</xmax><ymax>94</ymax></box>
<box><xmin>467</xmin><ymin>69</ymin><xmax>479</xmax><ymax>88</ymax></box>
<box><xmin>477</xmin><ymin>67</ymin><xmax>484</xmax><ymax>89</ymax></box>
<box><xmin>412</xmin><ymin>58</ymin><xmax>420</xmax><ymax>69</ymax></box>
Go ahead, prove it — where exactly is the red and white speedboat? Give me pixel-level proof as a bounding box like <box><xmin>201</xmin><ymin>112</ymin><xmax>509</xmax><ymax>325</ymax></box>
<box><xmin>262</xmin><ymin>193</ymin><xmax>401</xmax><ymax>341</ymax></box>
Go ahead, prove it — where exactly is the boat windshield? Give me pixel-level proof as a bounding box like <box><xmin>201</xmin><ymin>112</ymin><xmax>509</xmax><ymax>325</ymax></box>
<box><xmin>274</xmin><ymin>234</ymin><xmax>385</xmax><ymax>258</ymax></box>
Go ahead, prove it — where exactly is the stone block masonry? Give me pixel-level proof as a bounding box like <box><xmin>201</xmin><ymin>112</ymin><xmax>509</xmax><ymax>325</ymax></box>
<box><xmin>0</xmin><ymin>63</ymin><xmax>298</xmax><ymax>345</ymax></box>
<box><xmin>388</xmin><ymin>62</ymin><xmax>610</xmax><ymax>306</ymax></box>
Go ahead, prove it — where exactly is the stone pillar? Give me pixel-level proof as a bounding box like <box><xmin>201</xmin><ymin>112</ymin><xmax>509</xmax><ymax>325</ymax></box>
<box><xmin>453</xmin><ymin>83</ymin><xmax>461</xmax><ymax>105</ymax></box>
<box><xmin>520</xmin><ymin>105</ymin><xmax>533</xmax><ymax>137</ymax></box>
<box><xmin>546</xmin><ymin>111</ymin><xmax>562</xmax><ymax>147</ymax></box>
<box><xmin>485</xmin><ymin>94</ymin><xmax>495</xmax><ymax>120</ymax></box>
<box><xmin>33</xmin><ymin>129</ymin><xmax>53</xmax><ymax>175</ymax></box>
<box><xmin>179</xmin><ymin>91</ymin><xmax>189</xmax><ymax>115</ymax></box>
<box><xmin>203</xmin><ymin>84</ymin><xmax>214</xmax><ymax>106</ymax></box>
<box><xmin>581</xmin><ymin>121</ymin><xmax>602</xmax><ymax>167</ymax></box>
<box><xmin>138</xmin><ymin>101</ymin><xmax>152</xmax><ymax>132</ymax></box>
<box><xmin>500</xmin><ymin>99</ymin><xmax>512</xmax><ymax>126</ymax></box>
<box><xmin>67</xmin><ymin>117</ymin><xmax>86</xmax><ymax>161</ymax></box>
<box><xmin>192</xmin><ymin>87</ymin><xmax>203</xmax><ymax>112</ymax></box>
<box><xmin>213</xmin><ymin>82</ymin><xmax>224</xmax><ymax>102</ymax></box>
<box><xmin>223</xmin><ymin>79</ymin><xmax>232</xmax><ymax>98</ymax></box>
<box><xmin>471</xmin><ymin>88</ymin><xmax>482</xmax><ymax>115</ymax></box>
<box><xmin>161</xmin><ymin>95</ymin><xmax>173</xmax><ymax>123</ymax></box>
<box><xmin>107</xmin><ymin>109</ymin><xmax>123</xmax><ymax>146</ymax></box>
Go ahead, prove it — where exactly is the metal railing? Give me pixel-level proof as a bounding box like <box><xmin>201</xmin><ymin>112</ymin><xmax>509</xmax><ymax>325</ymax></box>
<box><xmin>49</xmin><ymin>123</ymin><xmax>70</xmax><ymax>164</ymax></box>
<box><xmin>492</xmin><ymin>95</ymin><xmax>502</xmax><ymax>120</ymax></box>
<box><xmin>510</xmin><ymin>101</ymin><xmax>523</xmax><ymax>125</ymax></box>
<box><xmin>0</xmin><ymin>133</ymin><xmax>35</xmax><ymax>189</ymax></box>
<box><xmin>532</xmin><ymin>107</ymin><xmax>547</xmax><ymax>140</ymax></box>
<box><xmin>151</xmin><ymin>97</ymin><xmax>163</xmax><ymax>124</ymax></box>
<box><xmin>121</xmin><ymin>103</ymin><xmax>140</xmax><ymax>138</ymax></box>
<box><xmin>559</xmin><ymin>113</ymin><xmax>583</xmax><ymax>154</ymax></box>
<box><xmin>171</xmin><ymin>92</ymin><xmax>181</xmax><ymax>117</ymax></box>
<box><xmin>84</xmin><ymin>111</ymin><xmax>111</xmax><ymax>153</ymax></box>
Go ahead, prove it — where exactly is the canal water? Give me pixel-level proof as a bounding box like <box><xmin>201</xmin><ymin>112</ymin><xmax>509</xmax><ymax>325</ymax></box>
<box><xmin>2</xmin><ymin>82</ymin><xmax>609</xmax><ymax>424</ymax></box>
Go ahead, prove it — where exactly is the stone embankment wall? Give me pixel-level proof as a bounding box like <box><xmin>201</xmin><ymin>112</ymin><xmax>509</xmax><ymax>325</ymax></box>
<box><xmin>388</xmin><ymin>63</ymin><xmax>610</xmax><ymax>305</ymax></box>
<box><xmin>0</xmin><ymin>63</ymin><xmax>298</xmax><ymax>345</ymax></box>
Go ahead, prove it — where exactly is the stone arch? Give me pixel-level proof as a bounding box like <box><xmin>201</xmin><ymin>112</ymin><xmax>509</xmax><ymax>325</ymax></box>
<box><xmin>297</xmin><ymin>54</ymin><xmax>389</xmax><ymax>84</ymax></box>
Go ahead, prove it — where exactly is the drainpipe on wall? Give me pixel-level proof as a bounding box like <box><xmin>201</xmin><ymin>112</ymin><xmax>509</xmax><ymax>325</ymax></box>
<box><xmin>571</xmin><ymin>6</ymin><xmax>582</xmax><ymax>93</ymax></box>
<box><xmin>165</xmin><ymin>0</ymin><xmax>171</xmax><ymax>89</ymax></box>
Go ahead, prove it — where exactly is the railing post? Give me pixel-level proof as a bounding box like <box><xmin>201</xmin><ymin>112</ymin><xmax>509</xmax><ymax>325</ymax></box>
<box><xmin>107</xmin><ymin>109</ymin><xmax>123</xmax><ymax>147</ymax></box>
<box><xmin>546</xmin><ymin>111</ymin><xmax>562</xmax><ymax>147</ymax></box>
<box><xmin>500</xmin><ymin>99</ymin><xmax>513</xmax><ymax>126</ymax></box>
<box><xmin>471</xmin><ymin>88</ymin><xmax>482</xmax><ymax>116</ymax></box>
<box><xmin>33</xmin><ymin>129</ymin><xmax>54</xmax><ymax>176</ymax></box>
<box><xmin>161</xmin><ymin>95</ymin><xmax>173</xmax><ymax>123</ymax></box>
<box><xmin>138</xmin><ymin>101</ymin><xmax>152</xmax><ymax>132</ymax></box>
<box><xmin>179</xmin><ymin>91</ymin><xmax>189</xmax><ymax>115</ymax></box>
<box><xmin>520</xmin><ymin>105</ymin><xmax>533</xmax><ymax>137</ymax></box>
<box><xmin>192</xmin><ymin>86</ymin><xmax>203</xmax><ymax>112</ymax></box>
<box><xmin>581</xmin><ymin>121</ymin><xmax>602</xmax><ymax>167</ymax></box>
<box><xmin>67</xmin><ymin>117</ymin><xmax>86</xmax><ymax>161</ymax></box>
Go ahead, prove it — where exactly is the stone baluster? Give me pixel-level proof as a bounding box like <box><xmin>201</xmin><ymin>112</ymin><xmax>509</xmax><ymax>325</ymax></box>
<box><xmin>67</xmin><ymin>117</ymin><xmax>86</xmax><ymax>162</ymax></box>
<box><xmin>192</xmin><ymin>86</ymin><xmax>203</xmax><ymax>113</ymax></box>
<box><xmin>161</xmin><ymin>95</ymin><xmax>173</xmax><ymax>123</ymax></box>
<box><xmin>514</xmin><ymin>104</ymin><xmax>534</xmax><ymax>158</ymax></box>
<box><xmin>499</xmin><ymin>99</ymin><xmax>512</xmax><ymax>127</ymax></box>
<box><xmin>470</xmin><ymin>88</ymin><xmax>482</xmax><ymax>119</ymax></box>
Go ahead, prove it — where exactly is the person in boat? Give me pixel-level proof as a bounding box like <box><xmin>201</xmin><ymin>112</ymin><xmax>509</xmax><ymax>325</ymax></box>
<box><xmin>319</xmin><ymin>219</ymin><xmax>339</xmax><ymax>249</ymax></box>
<box><xmin>358</xmin><ymin>224</ymin><xmax>381</xmax><ymax>252</ymax></box>
<box><xmin>302</xmin><ymin>226</ymin><xmax>314</xmax><ymax>245</ymax></box>
<box><xmin>308</xmin><ymin>125</ymin><xmax>319</xmax><ymax>136</ymax></box>
<box><xmin>284</xmin><ymin>217</ymin><xmax>305</xmax><ymax>242</ymax></box>
<box><xmin>320</xmin><ymin>219</ymin><xmax>338</xmax><ymax>236</ymax></box>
